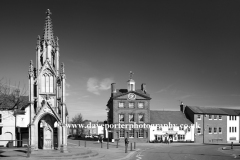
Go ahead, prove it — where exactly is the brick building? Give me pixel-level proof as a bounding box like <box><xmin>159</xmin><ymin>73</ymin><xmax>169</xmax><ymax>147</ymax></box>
<box><xmin>106</xmin><ymin>72</ymin><xmax>151</xmax><ymax>142</ymax></box>
<box><xmin>182</xmin><ymin>104</ymin><xmax>240</xmax><ymax>143</ymax></box>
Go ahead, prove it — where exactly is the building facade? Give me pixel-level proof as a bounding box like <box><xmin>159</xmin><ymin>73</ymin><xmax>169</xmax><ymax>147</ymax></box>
<box><xmin>27</xmin><ymin>9</ymin><xmax>68</xmax><ymax>151</ymax></box>
<box><xmin>183</xmin><ymin>105</ymin><xmax>240</xmax><ymax>143</ymax></box>
<box><xmin>106</xmin><ymin>73</ymin><xmax>151</xmax><ymax>142</ymax></box>
<box><xmin>149</xmin><ymin>111</ymin><xmax>194</xmax><ymax>142</ymax></box>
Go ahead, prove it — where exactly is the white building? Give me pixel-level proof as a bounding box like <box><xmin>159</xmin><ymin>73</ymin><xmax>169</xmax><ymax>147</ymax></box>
<box><xmin>0</xmin><ymin>96</ymin><xmax>29</xmax><ymax>147</ymax></box>
<box><xmin>149</xmin><ymin>111</ymin><xmax>194</xmax><ymax>142</ymax></box>
<box><xmin>221</xmin><ymin>108</ymin><xmax>240</xmax><ymax>143</ymax></box>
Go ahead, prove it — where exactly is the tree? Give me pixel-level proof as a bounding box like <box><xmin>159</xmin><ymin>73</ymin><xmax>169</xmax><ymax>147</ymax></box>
<box><xmin>0</xmin><ymin>78</ymin><xmax>29</xmax><ymax>122</ymax></box>
<box><xmin>0</xmin><ymin>78</ymin><xmax>28</xmax><ymax>110</ymax></box>
<box><xmin>70</xmin><ymin>113</ymin><xmax>84</xmax><ymax>136</ymax></box>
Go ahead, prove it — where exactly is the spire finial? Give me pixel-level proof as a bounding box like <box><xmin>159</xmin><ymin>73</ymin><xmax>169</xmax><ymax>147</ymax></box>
<box><xmin>129</xmin><ymin>71</ymin><xmax>134</xmax><ymax>79</ymax></box>
<box><xmin>46</xmin><ymin>9</ymin><xmax>52</xmax><ymax>16</ymax></box>
<box><xmin>42</xmin><ymin>9</ymin><xmax>54</xmax><ymax>43</ymax></box>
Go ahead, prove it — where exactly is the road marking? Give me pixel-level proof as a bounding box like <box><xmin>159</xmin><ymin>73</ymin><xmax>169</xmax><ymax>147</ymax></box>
<box><xmin>68</xmin><ymin>142</ymin><xmax>78</xmax><ymax>146</ymax></box>
<box><xmin>135</xmin><ymin>148</ymin><xmax>150</xmax><ymax>160</ymax></box>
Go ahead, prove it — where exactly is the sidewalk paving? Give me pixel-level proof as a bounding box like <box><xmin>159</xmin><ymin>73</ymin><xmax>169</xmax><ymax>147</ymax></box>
<box><xmin>218</xmin><ymin>146</ymin><xmax>240</xmax><ymax>158</ymax></box>
<box><xmin>0</xmin><ymin>142</ymin><xmax>139</xmax><ymax>160</ymax></box>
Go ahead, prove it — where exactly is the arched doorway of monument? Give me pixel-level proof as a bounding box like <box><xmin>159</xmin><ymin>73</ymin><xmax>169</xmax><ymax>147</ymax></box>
<box><xmin>38</xmin><ymin>114</ymin><xmax>58</xmax><ymax>150</ymax></box>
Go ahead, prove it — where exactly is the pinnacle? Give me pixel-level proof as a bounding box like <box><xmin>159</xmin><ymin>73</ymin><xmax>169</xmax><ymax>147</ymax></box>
<box><xmin>42</xmin><ymin>9</ymin><xmax>54</xmax><ymax>43</ymax></box>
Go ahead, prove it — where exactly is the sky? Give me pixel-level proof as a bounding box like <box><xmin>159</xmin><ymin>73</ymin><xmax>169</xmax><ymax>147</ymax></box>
<box><xmin>0</xmin><ymin>0</ymin><xmax>240</xmax><ymax>122</ymax></box>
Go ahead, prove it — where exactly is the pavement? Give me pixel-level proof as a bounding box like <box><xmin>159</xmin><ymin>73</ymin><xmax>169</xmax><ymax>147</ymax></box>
<box><xmin>0</xmin><ymin>140</ymin><xmax>139</xmax><ymax>160</ymax></box>
<box><xmin>218</xmin><ymin>146</ymin><xmax>240</xmax><ymax>158</ymax></box>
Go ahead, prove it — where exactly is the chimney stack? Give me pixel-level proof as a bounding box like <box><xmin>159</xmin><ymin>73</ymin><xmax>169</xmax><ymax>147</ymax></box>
<box><xmin>180</xmin><ymin>102</ymin><xmax>185</xmax><ymax>113</ymax></box>
<box><xmin>111</xmin><ymin>83</ymin><xmax>116</xmax><ymax>94</ymax></box>
<box><xmin>141</xmin><ymin>83</ymin><xmax>147</xmax><ymax>93</ymax></box>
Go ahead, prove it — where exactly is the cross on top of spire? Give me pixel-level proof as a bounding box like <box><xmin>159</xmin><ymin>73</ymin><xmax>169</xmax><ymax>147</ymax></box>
<box><xmin>129</xmin><ymin>71</ymin><xmax>134</xmax><ymax>79</ymax></box>
<box><xmin>46</xmin><ymin>9</ymin><xmax>52</xmax><ymax>16</ymax></box>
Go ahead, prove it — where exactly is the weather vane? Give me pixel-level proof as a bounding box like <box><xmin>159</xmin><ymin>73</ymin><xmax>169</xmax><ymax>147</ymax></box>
<box><xmin>130</xmin><ymin>71</ymin><xmax>134</xmax><ymax>79</ymax></box>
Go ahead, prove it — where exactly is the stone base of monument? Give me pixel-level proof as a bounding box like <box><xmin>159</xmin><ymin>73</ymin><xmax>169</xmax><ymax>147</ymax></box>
<box><xmin>60</xmin><ymin>144</ymin><xmax>68</xmax><ymax>153</ymax></box>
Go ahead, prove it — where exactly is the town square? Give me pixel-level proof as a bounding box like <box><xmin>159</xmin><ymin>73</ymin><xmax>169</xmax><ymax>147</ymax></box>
<box><xmin>0</xmin><ymin>1</ymin><xmax>240</xmax><ymax>160</ymax></box>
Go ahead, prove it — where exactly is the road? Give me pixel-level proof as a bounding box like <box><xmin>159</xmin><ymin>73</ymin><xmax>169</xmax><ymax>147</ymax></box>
<box><xmin>130</xmin><ymin>144</ymin><xmax>237</xmax><ymax>160</ymax></box>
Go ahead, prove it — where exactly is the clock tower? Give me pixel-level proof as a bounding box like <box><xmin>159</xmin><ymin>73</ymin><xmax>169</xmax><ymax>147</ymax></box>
<box><xmin>106</xmin><ymin>72</ymin><xmax>151</xmax><ymax>143</ymax></box>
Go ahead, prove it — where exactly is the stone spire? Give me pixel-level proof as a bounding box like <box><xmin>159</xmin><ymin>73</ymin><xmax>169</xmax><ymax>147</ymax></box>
<box><xmin>42</xmin><ymin>9</ymin><xmax>54</xmax><ymax>44</ymax></box>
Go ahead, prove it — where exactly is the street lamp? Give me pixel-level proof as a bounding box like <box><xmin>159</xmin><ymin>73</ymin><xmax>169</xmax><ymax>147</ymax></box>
<box><xmin>106</xmin><ymin>107</ymin><xmax>110</xmax><ymax>149</ymax></box>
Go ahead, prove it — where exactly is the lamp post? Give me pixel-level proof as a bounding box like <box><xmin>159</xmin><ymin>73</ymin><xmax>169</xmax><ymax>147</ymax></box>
<box><xmin>106</xmin><ymin>107</ymin><xmax>110</xmax><ymax>149</ymax></box>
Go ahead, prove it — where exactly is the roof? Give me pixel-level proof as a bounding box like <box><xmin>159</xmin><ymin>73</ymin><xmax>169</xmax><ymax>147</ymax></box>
<box><xmin>42</xmin><ymin>9</ymin><xmax>55</xmax><ymax>44</ymax></box>
<box><xmin>0</xmin><ymin>95</ymin><xmax>29</xmax><ymax>110</ymax></box>
<box><xmin>186</xmin><ymin>106</ymin><xmax>240</xmax><ymax>115</ymax></box>
<box><xmin>150</xmin><ymin>110</ymin><xmax>192</xmax><ymax>125</ymax></box>
<box><xmin>113</xmin><ymin>89</ymin><xmax>150</xmax><ymax>99</ymax></box>
<box><xmin>220</xmin><ymin>108</ymin><xmax>240</xmax><ymax>116</ymax></box>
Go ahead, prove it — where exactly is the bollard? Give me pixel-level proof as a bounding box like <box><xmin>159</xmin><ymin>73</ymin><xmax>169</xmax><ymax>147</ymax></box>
<box><xmin>27</xmin><ymin>143</ymin><xmax>30</xmax><ymax>158</ymax></box>
<box><xmin>134</xmin><ymin>142</ymin><xmax>136</xmax><ymax>149</ymax></box>
<box><xmin>125</xmin><ymin>145</ymin><xmax>128</xmax><ymax>153</ymax></box>
<box><xmin>131</xmin><ymin>142</ymin><xmax>132</xmax><ymax>151</ymax></box>
<box><xmin>231</xmin><ymin>142</ymin><xmax>233</xmax><ymax>149</ymax></box>
<box><xmin>85</xmin><ymin>141</ymin><xmax>86</xmax><ymax>147</ymax></box>
<box><xmin>116</xmin><ymin>141</ymin><xmax>118</xmax><ymax>148</ymax></box>
<box><xmin>79</xmin><ymin>140</ymin><xmax>80</xmax><ymax>146</ymax></box>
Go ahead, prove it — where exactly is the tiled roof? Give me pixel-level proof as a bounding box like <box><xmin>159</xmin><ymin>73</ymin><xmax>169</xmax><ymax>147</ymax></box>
<box><xmin>150</xmin><ymin>110</ymin><xmax>192</xmax><ymax>125</ymax></box>
<box><xmin>186</xmin><ymin>106</ymin><xmax>240</xmax><ymax>115</ymax></box>
<box><xmin>0</xmin><ymin>95</ymin><xmax>29</xmax><ymax>110</ymax></box>
<box><xmin>220</xmin><ymin>108</ymin><xmax>240</xmax><ymax>116</ymax></box>
<box><xmin>186</xmin><ymin>106</ymin><xmax>228</xmax><ymax>115</ymax></box>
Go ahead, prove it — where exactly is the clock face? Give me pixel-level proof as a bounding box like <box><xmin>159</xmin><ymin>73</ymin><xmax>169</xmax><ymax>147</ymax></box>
<box><xmin>128</xmin><ymin>93</ymin><xmax>136</xmax><ymax>100</ymax></box>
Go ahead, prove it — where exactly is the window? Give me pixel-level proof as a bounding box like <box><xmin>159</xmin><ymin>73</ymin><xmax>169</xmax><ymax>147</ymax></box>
<box><xmin>129</xmin><ymin>102</ymin><xmax>134</xmax><ymax>108</ymax></box>
<box><xmin>157</xmin><ymin>126</ymin><xmax>162</xmax><ymax>131</ymax></box>
<box><xmin>120</xmin><ymin>129</ymin><xmax>125</xmax><ymax>138</ymax></box>
<box><xmin>129</xmin><ymin>114</ymin><xmax>134</xmax><ymax>123</ymax></box>
<box><xmin>197</xmin><ymin>114</ymin><xmax>201</xmax><ymax>120</ymax></box>
<box><xmin>209</xmin><ymin>127</ymin><xmax>212</xmax><ymax>134</ymax></box>
<box><xmin>235</xmin><ymin>127</ymin><xmax>237</xmax><ymax>132</ymax></box>
<box><xmin>197</xmin><ymin>128</ymin><xmax>201</xmax><ymax>134</ymax></box>
<box><xmin>232</xmin><ymin>127</ymin><xmax>234</xmax><ymax>132</ymax></box>
<box><xmin>0</xmin><ymin>114</ymin><xmax>2</xmax><ymax>123</ymax></box>
<box><xmin>178</xmin><ymin>135</ymin><xmax>185</xmax><ymax>141</ymax></box>
<box><xmin>214</xmin><ymin>115</ymin><xmax>217</xmax><ymax>120</ymax></box>
<box><xmin>230</xmin><ymin>116</ymin><xmax>231</xmax><ymax>120</ymax></box>
<box><xmin>209</xmin><ymin>115</ymin><xmax>212</xmax><ymax>120</ymax></box>
<box><xmin>219</xmin><ymin>127</ymin><xmax>222</xmax><ymax>134</ymax></box>
<box><xmin>214</xmin><ymin>127</ymin><xmax>217</xmax><ymax>134</ymax></box>
<box><xmin>138</xmin><ymin>114</ymin><xmax>144</xmax><ymax>123</ymax></box>
<box><xmin>0</xmin><ymin>127</ymin><xmax>2</xmax><ymax>135</ymax></box>
<box><xmin>219</xmin><ymin>115</ymin><xmax>222</xmax><ymax>120</ymax></box>
<box><xmin>119</xmin><ymin>102</ymin><xmax>124</xmax><ymax>108</ymax></box>
<box><xmin>129</xmin><ymin>129</ymin><xmax>134</xmax><ymax>138</ymax></box>
<box><xmin>119</xmin><ymin>114</ymin><xmax>124</xmax><ymax>123</ymax></box>
<box><xmin>229</xmin><ymin>127</ymin><xmax>231</xmax><ymax>132</ymax></box>
<box><xmin>41</xmin><ymin>72</ymin><xmax>54</xmax><ymax>93</ymax></box>
<box><xmin>138</xmin><ymin>102</ymin><xmax>144</xmax><ymax>108</ymax></box>
<box><xmin>168</xmin><ymin>127</ymin><xmax>173</xmax><ymax>131</ymax></box>
<box><xmin>139</xmin><ymin>129</ymin><xmax>144</xmax><ymax>138</ymax></box>
<box><xmin>179</xmin><ymin>126</ymin><xmax>184</xmax><ymax>131</ymax></box>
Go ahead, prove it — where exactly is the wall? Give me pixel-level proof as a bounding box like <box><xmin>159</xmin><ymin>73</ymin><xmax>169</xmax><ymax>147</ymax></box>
<box><xmin>0</xmin><ymin>110</ymin><xmax>16</xmax><ymax>147</ymax></box>
<box><xmin>227</xmin><ymin>116</ymin><xmax>239</xmax><ymax>143</ymax></box>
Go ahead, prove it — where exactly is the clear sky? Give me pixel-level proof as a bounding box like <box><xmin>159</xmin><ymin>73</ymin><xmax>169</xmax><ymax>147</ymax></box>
<box><xmin>0</xmin><ymin>0</ymin><xmax>240</xmax><ymax>122</ymax></box>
